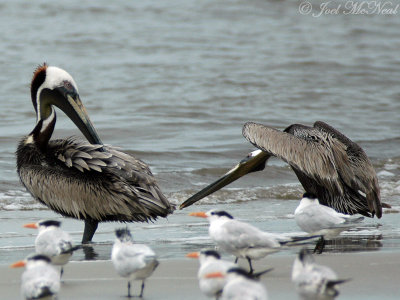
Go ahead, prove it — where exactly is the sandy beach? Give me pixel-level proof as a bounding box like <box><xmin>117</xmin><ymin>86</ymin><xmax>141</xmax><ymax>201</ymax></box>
<box><xmin>2</xmin><ymin>250</ymin><xmax>400</xmax><ymax>299</ymax></box>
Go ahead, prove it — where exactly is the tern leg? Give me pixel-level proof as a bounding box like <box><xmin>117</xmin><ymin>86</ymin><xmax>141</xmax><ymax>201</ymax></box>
<box><xmin>246</xmin><ymin>257</ymin><xmax>254</xmax><ymax>274</ymax></box>
<box><xmin>139</xmin><ymin>280</ymin><xmax>145</xmax><ymax>298</ymax></box>
<box><xmin>235</xmin><ymin>257</ymin><xmax>239</xmax><ymax>263</ymax></box>
<box><xmin>60</xmin><ymin>267</ymin><xmax>64</xmax><ymax>279</ymax></box>
<box><xmin>313</xmin><ymin>236</ymin><xmax>326</xmax><ymax>254</ymax></box>
<box><xmin>82</xmin><ymin>219</ymin><xmax>98</xmax><ymax>244</ymax></box>
<box><xmin>127</xmin><ymin>281</ymin><xmax>131</xmax><ymax>298</ymax></box>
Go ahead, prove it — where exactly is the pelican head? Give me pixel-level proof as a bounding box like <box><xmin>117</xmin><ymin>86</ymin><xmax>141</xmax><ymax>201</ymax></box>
<box><xmin>30</xmin><ymin>63</ymin><xmax>102</xmax><ymax>145</ymax></box>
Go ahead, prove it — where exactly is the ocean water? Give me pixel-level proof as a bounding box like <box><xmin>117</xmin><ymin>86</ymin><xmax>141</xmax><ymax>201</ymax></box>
<box><xmin>0</xmin><ymin>0</ymin><xmax>399</xmax><ymax>268</ymax></box>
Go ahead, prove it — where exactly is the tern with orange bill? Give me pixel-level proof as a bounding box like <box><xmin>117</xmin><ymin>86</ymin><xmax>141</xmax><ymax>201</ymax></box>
<box><xmin>205</xmin><ymin>267</ymin><xmax>268</xmax><ymax>300</ymax></box>
<box><xmin>23</xmin><ymin>220</ymin><xmax>80</xmax><ymax>277</ymax></box>
<box><xmin>10</xmin><ymin>254</ymin><xmax>60</xmax><ymax>300</ymax></box>
<box><xmin>189</xmin><ymin>210</ymin><xmax>317</xmax><ymax>273</ymax></box>
<box><xmin>186</xmin><ymin>249</ymin><xmax>236</xmax><ymax>299</ymax></box>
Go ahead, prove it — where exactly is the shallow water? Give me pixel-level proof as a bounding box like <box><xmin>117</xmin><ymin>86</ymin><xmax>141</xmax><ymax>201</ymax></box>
<box><xmin>0</xmin><ymin>0</ymin><xmax>399</xmax><ymax>267</ymax></box>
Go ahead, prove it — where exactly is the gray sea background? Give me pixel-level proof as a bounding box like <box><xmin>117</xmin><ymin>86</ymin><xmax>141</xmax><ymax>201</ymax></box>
<box><xmin>0</xmin><ymin>0</ymin><xmax>399</xmax><ymax>285</ymax></box>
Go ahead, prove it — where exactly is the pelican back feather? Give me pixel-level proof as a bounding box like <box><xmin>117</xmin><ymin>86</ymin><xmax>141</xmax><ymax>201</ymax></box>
<box><xmin>16</xmin><ymin>136</ymin><xmax>174</xmax><ymax>222</ymax></box>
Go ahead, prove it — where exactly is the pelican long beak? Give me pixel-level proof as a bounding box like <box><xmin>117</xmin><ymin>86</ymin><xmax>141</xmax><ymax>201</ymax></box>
<box><xmin>10</xmin><ymin>260</ymin><xmax>26</xmax><ymax>268</ymax></box>
<box><xmin>189</xmin><ymin>212</ymin><xmax>208</xmax><ymax>218</ymax></box>
<box><xmin>179</xmin><ymin>150</ymin><xmax>270</xmax><ymax>209</ymax></box>
<box><xmin>23</xmin><ymin>223</ymin><xmax>38</xmax><ymax>229</ymax></box>
<box><xmin>40</xmin><ymin>87</ymin><xmax>103</xmax><ymax>145</ymax></box>
<box><xmin>186</xmin><ymin>252</ymin><xmax>200</xmax><ymax>259</ymax></box>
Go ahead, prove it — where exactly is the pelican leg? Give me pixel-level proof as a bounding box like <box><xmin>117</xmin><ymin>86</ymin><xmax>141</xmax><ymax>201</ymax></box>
<box><xmin>82</xmin><ymin>219</ymin><xmax>98</xmax><ymax>244</ymax></box>
<box><xmin>313</xmin><ymin>236</ymin><xmax>326</xmax><ymax>254</ymax></box>
<box><xmin>246</xmin><ymin>257</ymin><xmax>254</xmax><ymax>274</ymax></box>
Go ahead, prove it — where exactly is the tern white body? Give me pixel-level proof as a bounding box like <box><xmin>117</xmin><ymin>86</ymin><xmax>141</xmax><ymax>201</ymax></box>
<box><xmin>292</xmin><ymin>249</ymin><xmax>348</xmax><ymax>299</ymax></box>
<box><xmin>222</xmin><ymin>268</ymin><xmax>268</xmax><ymax>300</ymax></box>
<box><xmin>295</xmin><ymin>194</ymin><xmax>363</xmax><ymax>238</ymax></box>
<box><xmin>20</xmin><ymin>256</ymin><xmax>60</xmax><ymax>300</ymax></box>
<box><xmin>207</xmin><ymin>211</ymin><xmax>281</xmax><ymax>260</ymax></box>
<box><xmin>25</xmin><ymin>220</ymin><xmax>76</xmax><ymax>270</ymax></box>
<box><xmin>197</xmin><ymin>251</ymin><xmax>236</xmax><ymax>298</ymax></box>
<box><xmin>111</xmin><ymin>228</ymin><xmax>158</xmax><ymax>297</ymax></box>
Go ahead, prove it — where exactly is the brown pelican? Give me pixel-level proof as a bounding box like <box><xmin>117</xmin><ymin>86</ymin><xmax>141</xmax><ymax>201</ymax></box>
<box><xmin>16</xmin><ymin>64</ymin><xmax>174</xmax><ymax>243</ymax></box>
<box><xmin>180</xmin><ymin>121</ymin><xmax>383</xmax><ymax>219</ymax></box>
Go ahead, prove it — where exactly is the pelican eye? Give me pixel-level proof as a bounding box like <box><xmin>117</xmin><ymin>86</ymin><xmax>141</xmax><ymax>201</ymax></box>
<box><xmin>63</xmin><ymin>80</ymin><xmax>74</xmax><ymax>91</ymax></box>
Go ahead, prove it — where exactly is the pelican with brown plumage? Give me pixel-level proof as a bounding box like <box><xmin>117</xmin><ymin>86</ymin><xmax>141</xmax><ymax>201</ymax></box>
<box><xmin>16</xmin><ymin>64</ymin><xmax>174</xmax><ymax>244</ymax></box>
<box><xmin>180</xmin><ymin>121</ymin><xmax>383</xmax><ymax>219</ymax></box>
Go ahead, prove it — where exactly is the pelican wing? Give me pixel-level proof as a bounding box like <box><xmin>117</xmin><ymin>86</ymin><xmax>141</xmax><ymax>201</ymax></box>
<box><xmin>17</xmin><ymin>136</ymin><xmax>172</xmax><ymax>222</ymax></box>
<box><xmin>243</xmin><ymin>122</ymin><xmax>347</xmax><ymax>195</ymax></box>
<box><xmin>314</xmin><ymin>121</ymin><xmax>381</xmax><ymax>217</ymax></box>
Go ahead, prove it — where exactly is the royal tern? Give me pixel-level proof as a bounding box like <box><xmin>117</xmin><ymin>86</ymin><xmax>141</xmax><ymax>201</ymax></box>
<box><xmin>111</xmin><ymin>228</ymin><xmax>159</xmax><ymax>298</ymax></box>
<box><xmin>180</xmin><ymin>121</ymin><xmax>383</xmax><ymax>220</ymax></box>
<box><xmin>24</xmin><ymin>220</ymin><xmax>80</xmax><ymax>277</ymax></box>
<box><xmin>11</xmin><ymin>254</ymin><xmax>60</xmax><ymax>300</ymax></box>
<box><xmin>187</xmin><ymin>249</ymin><xmax>236</xmax><ymax>299</ymax></box>
<box><xmin>206</xmin><ymin>267</ymin><xmax>268</xmax><ymax>300</ymax></box>
<box><xmin>190</xmin><ymin>210</ymin><xmax>315</xmax><ymax>273</ymax></box>
<box><xmin>292</xmin><ymin>248</ymin><xmax>350</xmax><ymax>299</ymax></box>
<box><xmin>295</xmin><ymin>193</ymin><xmax>364</xmax><ymax>253</ymax></box>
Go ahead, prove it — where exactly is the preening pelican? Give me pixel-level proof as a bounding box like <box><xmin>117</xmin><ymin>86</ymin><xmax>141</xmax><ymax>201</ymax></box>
<box><xmin>180</xmin><ymin>121</ymin><xmax>382</xmax><ymax>219</ymax></box>
<box><xmin>16</xmin><ymin>64</ymin><xmax>174</xmax><ymax>243</ymax></box>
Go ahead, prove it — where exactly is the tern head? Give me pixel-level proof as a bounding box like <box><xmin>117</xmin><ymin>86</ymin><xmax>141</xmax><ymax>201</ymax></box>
<box><xmin>10</xmin><ymin>254</ymin><xmax>52</xmax><ymax>269</ymax></box>
<box><xmin>23</xmin><ymin>219</ymin><xmax>61</xmax><ymax>230</ymax></box>
<box><xmin>115</xmin><ymin>228</ymin><xmax>133</xmax><ymax>243</ymax></box>
<box><xmin>298</xmin><ymin>248</ymin><xmax>315</xmax><ymax>266</ymax></box>
<box><xmin>201</xmin><ymin>249</ymin><xmax>221</xmax><ymax>259</ymax></box>
<box><xmin>302</xmin><ymin>192</ymin><xmax>318</xmax><ymax>201</ymax></box>
<box><xmin>189</xmin><ymin>209</ymin><xmax>234</xmax><ymax>220</ymax></box>
<box><xmin>186</xmin><ymin>249</ymin><xmax>221</xmax><ymax>261</ymax></box>
<box><xmin>226</xmin><ymin>267</ymin><xmax>255</xmax><ymax>280</ymax></box>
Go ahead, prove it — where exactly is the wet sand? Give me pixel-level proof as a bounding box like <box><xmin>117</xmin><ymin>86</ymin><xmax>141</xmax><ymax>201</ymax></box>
<box><xmin>2</xmin><ymin>251</ymin><xmax>400</xmax><ymax>300</ymax></box>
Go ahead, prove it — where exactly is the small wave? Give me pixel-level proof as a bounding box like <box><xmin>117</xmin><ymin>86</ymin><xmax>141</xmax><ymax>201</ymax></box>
<box><xmin>168</xmin><ymin>183</ymin><xmax>304</xmax><ymax>207</ymax></box>
<box><xmin>0</xmin><ymin>189</ymin><xmax>47</xmax><ymax>211</ymax></box>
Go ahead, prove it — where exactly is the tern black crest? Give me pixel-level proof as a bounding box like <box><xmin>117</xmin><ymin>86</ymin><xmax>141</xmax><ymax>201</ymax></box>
<box><xmin>211</xmin><ymin>210</ymin><xmax>234</xmax><ymax>219</ymax></box>
<box><xmin>27</xmin><ymin>254</ymin><xmax>52</xmax><ymax>264</ymax></box>
<box><xmin>115</xmin><ymin>228</ymin><xmax>132</xmax><ymax>239</ymax></box>
<box><xmin>302</xmin><ymin>192</ymin><xmax>317</xmax><ymax>200</ymax></box>
<box><xmin>227</xmin><ymin>267</ymin><xmax>253</xmax><ymax>279</ymax></box>
<box><xmin>202</xmin><ymin>249</ymin><xmax>221</xmax><ymax>259</ymax></box>
<box><xmin>38</xmin><ymin>220</ymin><xmax>61</xmax><ymax>228</ymax></box>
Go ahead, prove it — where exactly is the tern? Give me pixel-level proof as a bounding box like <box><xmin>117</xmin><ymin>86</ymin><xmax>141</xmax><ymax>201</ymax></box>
<box><xmin>23</xmin><ymin>220</ymin><xmax>80</xmax><ymax>277</ymax></box>
<box><xmin>186</xmin><ymin>249</ymin><xmax>236</xmax><ymax>299</ymax></box>
<box><xmin>10</xmin><ymin>254</ymin><xmax>60</xmax><ymax>300</ymax></box>
<box><xmin>292</xmin><ymin>248</ymin><xmax>350</xmax><ymax>299</ymax></box>
<box><xmin>111</xmin><ymin>228</ymin><xmax>159</xmax><ymax>298</ymax></box>
<box><xmin>180</xmin><ymin>121</ymin><xmax>383</xmax><ymax>220</ymax></box>
<box><xmin>295</xmin><ymin>193</ymin><xmax>364</xmax><ymax>253</ymax></box>
<box><xmin>16</xmin><ymin>64</ymin><xmax>174</xmax><ymax>244</ymax></box>
<box><xmin>190</xmin><ymin>209</ymin><xmax>315</xmax><ymax>273</ymax></box>
<box><xmin>206</xmin><ymin>267</ymin><xmax>268</xmax><ymax>300</ymax></box>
